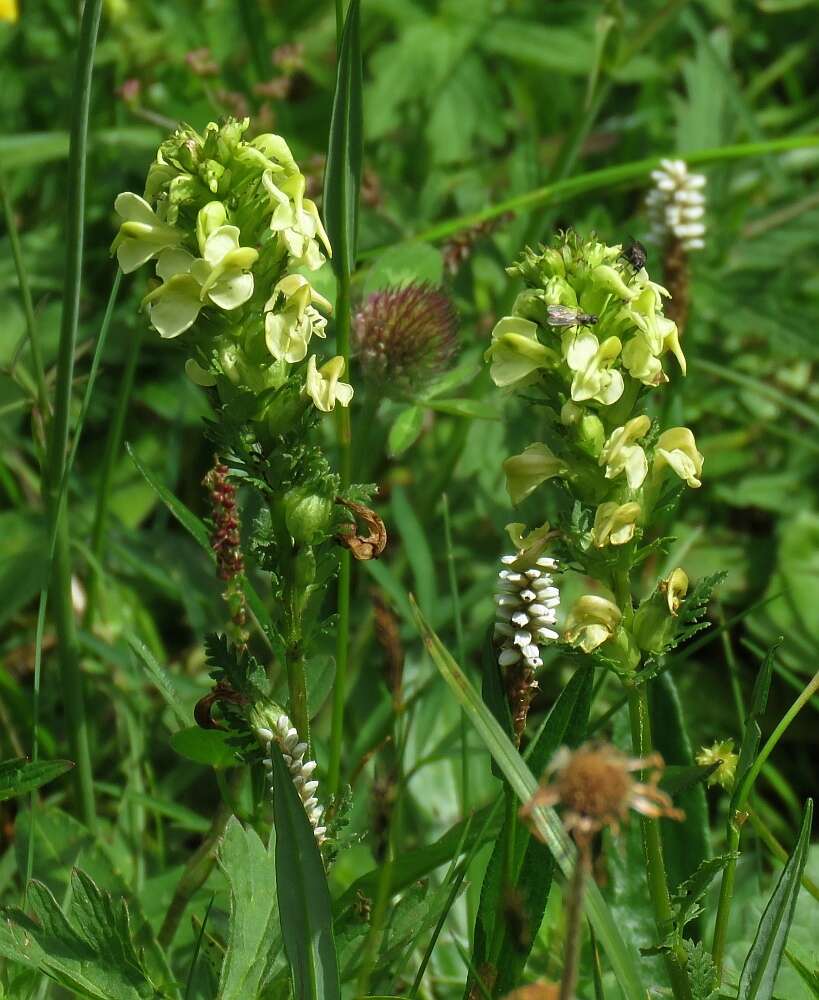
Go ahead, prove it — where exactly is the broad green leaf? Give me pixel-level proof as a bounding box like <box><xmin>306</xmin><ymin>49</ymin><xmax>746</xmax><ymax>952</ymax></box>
<box><xmin>0</xmin><ymin>870</ymin><xmax>169</xmax><ymax>999</ymax></box>
<box><xmin>170</xmin><ymin>727</ymin><xmax>239</xmax><ymax>769</ymax></box>
<box><xmin>0</xmin><ymin>757</ymin><xmax>73</xmax><ymax>802</ymax></box>
<box><xmin>324</xmin><ymin>0</ymin><xmax>362</xmax><ymax>279</ymax></box>
<box><xmin>271</xmin><ymin>745</ymin><xmax>340</xmax><ymax>1000</ymax></box>
<box><xmin>363</xmin><ymin>242</ymin><xmax>444</xmax><ymax>294</ymax></box>
<box><xmin>410</xmin><ymin>600</ymin><xmax>644</xmax><ymax>1000</ymax></box>
<box><xmin>738</xmin><ymin>799</ymin><xmax>814</xmax><ymax>1000</ymax></box>
<box><xmin>388</xmin><ymin>405</ymin><xmax>424</xmax><ymax>456</ymax></box>
<box><xmin>218</xmin><ymin>817</ymin><xmax>286</xmax><ymax>999</ymax></box>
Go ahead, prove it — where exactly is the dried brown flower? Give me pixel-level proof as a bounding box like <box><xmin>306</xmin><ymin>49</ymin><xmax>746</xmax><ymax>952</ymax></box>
<box><xmin>335</xmin><ymin>497</ymin><xmax>387</xmax><ymax>560</ymax></box>
<box><xmin>521</xmin><ymin>742</ymin><xmax>683</xmax><ymax>845</ymax></box>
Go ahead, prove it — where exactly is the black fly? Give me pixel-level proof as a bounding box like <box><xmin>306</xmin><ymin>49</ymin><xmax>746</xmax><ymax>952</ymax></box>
<box><xmin>622</xmin><ymin>240</ymin><xmax>647</xmax><ymax>271</ymax></box>
<box><xmin>546</xmin><ymin>304</ymin><xmax>598</xmax><ymax>327</ymax></box>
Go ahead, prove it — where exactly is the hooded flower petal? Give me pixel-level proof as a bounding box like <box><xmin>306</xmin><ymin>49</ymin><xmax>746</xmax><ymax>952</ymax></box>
<box><xmin>564</xmin><ymin>595</ymin><xmax>622</xmax><ymax>653</ymax></box>
<box><xmin>599</xmin><ymin>416</ymin><xmax>651</xmax><ymax>489</ymax></box>
<box><xmin>592</xmin><ymin>501</ymin><xmax>641</xmax><ymax>547</ymax></box>
<box><xmin>654</xmin><ymin>427</ymin><xmax>704</xmax><ymax>487</ymax></box>
<box><xmin>304</xmin><ymin>355</ymin><xmax>354</xmax><ymax>412</ymax></box>
<box><xmin>570</xmin><ymin>335</ymin><xmax>624</xmax><ymax>405</ymax></box>
<box><xmin>485</xmin><ymin>316</ymin><xmax>555</xmax><ymax>388</ymax></box>
<box><xmin>264</xmin><ymin>275</ymin><xmax>330</xmax><ymax>363</ymax></box>
<box><xmin>111</xmin><ymin>192</ymin><xmax>183</xmax><ymax>273</ymax></box>
<box><xmin>503</xmin><ymin>443</ymin><xmax>565</xmax><ymax>504</ymax></box>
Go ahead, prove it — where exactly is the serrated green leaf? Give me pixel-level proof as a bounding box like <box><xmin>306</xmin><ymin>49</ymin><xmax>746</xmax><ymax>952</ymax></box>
<box><xmin>218</xmin><ymin>817</ymin><xmax>286</xmax><ymax>998</ymax></box>
<box><xmin>324</xmin><ymin>0</ymin><xmax>362</xmax><ymax>279</ymax></box>
<box><xmin>672</xmin><ymin>854</ymin><xmax>739</xmax><ymax>932</ymax></box>
<box><xmin>0</xmin><ymin>757</ymin><xmax>73</xmax><ymax>802</ymax></box>
<box><xmin>271</xmin><ymin>744</ymin><xmax>340</xmax><ymax>1000</ymax></box>
<box><xmin>738</xmin><ymin>799</ymin><xmax>814</xmax><ymax>1000</ymax></box>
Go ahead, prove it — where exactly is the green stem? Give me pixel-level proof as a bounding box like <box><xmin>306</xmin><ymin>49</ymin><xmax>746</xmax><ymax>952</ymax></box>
<box><xmin>627</xmin><ymin>684</ymin><xmax>692</xmax><ymax>1000</ymax></box>
<box><xmin>328</xmin><ymin>219</ymin><xmax>353</xmax><ymax>798</ymax></box>
<box><xmin>711</xmin><ymin>669</ymin><xmax>819</xmax><ymax>972</ymax></box>
<box><xmin>85</xmin><ymin>324</ymin><xmax>143</xmax><ymax>626</ymax></box>
<box><xmin>559</xmin><ymin>842</ymin><xmax>590</xmax><ymax>1000</ymax></box>
<box><xmin>45</xmin><ymin>0</ymin><xmax>103</xmax><ymax>832</ymax></box>
<box><xmin>285</xmin><ymin>644</ymin><xmax>310</xmax><ymax>748</ymax></box>
<box><xmin>0</xmin><ymin>174</ymin><xmax>50</xmax><ymax>419</ymax></box>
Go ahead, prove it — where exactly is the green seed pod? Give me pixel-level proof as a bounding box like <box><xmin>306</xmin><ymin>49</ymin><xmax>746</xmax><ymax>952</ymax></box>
<box><xmin>284</xmin><ymin>488</ymin><xmax>333</xmax><ymax>545</ymax></box>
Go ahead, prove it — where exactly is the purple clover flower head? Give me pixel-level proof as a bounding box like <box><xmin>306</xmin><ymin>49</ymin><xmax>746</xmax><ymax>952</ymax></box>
<box><xmin>353</xmin><ymin>283</ymin><xmax>458</xmax><ymax>398</ymax></box>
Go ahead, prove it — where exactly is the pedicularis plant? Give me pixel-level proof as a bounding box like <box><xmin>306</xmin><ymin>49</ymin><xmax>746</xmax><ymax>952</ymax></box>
<box><xmin>112</xmin><ymin>116</ymin><xmax>373</xmax><ymax>850</ymax></box>
<box><xmin>486</xmin><ymin>232</ymin><xmax>716</xmax><ymax>997</ymax></box>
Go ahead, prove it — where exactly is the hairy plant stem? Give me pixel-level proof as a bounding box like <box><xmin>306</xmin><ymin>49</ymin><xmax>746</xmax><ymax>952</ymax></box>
<box><xmin>560</xmin><ymin>841</ymin><xmax>590</xmax><ymax>1000</ymax></box>
<box><xmin>328</xmin><ymin>246</ymin><xmax>353</xmax><ymax>797</ymax></box>
<box><xmin>46</xmin><ymin>0</ymin><xmax>103</xmax><ymax>832</ymax></box>
<box><xmin>158</xmin><ymin>770</ymin><xmax>242</xmax><ymax>948</ymax></box>
<box><xmin>627</xmin><ymin>684</ymin><xmax>692</xmax><ymax>1000</ymax></box>
<box><xmin>711</xmin><ymin>667</ymin><xmax>819</xmax><ymax>973</ymax></box>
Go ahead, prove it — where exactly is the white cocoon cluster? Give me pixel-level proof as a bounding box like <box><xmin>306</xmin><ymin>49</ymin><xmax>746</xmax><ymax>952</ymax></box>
<box><xmin>255</xmin><ymin>714</ymin><xmax>326</xmax><ymax>843</ymax></box>
<box><xmin>494</xmin><ymin>554</ymin><xmax>560</xmax><ymax>671</ymax></box>
<box><xmin>646</xmin><ymin>158</ymin><xmax>706</xmax><ymax>252</ymax></box>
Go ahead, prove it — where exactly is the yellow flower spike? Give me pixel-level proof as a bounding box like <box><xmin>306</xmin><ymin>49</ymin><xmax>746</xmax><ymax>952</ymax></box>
<box><xmin>654</xmin><ymin>427</ymin><xmax>704</xmax><ymax>488</ymax></box>
<box><xmin>660</xmin><ymin>567</ymin><xmax>689</xmax><ymax>615</ymax></box>
<box><xmin>592</xmin><ymin>501</ymin><xmax>641</xmax><ymax>547</ymax></box>
<box><xmin>564</xmin><ymin>595</ymin><xmax>622</xmax><ymax>653</ymax></box>
<box><xmin>599</xmin><ymin>415</ymin><xmax>651</xmax><ymax>489</ymax></box>
<box><xmin>503</xmin><ymin>443</ymin><xmax>566</xmax><ymax>505</ymax></box>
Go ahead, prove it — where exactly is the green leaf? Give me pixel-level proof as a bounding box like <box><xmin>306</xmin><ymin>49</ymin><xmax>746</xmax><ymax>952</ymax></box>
<box><xmin>733</xmin><ymin>641</ymin><xmax>778</xmax><ymax>811</ymax></box>
<box><xmin>738</xmin><ymin>799</ymin><xmax>813</xmax><ymax>1000</ymax></box>
<box><xmin>324</xmin><ymin>0</ymin><xmax>362</xmax><ymax>279</ymax></box>
<box><xmin>387</xmin><ymin>405</ymin><xmax>424</xmax><ymax>457</ymax></box>
<box><xmin>0</xmin><ymin>758</ymin><xmax>73</xmax><ymax>802</ymax></box>
<box><xmin>125</xmin><ymin>632</ymin><xmax>190</xmax><ymax>730</ymax></box>
<box><xmin>391</xmin><ymin>486</ymin><xmax>436</xmax><ymax>615</ymax></box>
<box><xmin>170</xmin><ymin>727</ymin><xmax>239</xmax><ymax>768</ymax></box>
<box><xmin>410</xmin><ymin>599</ymin><xmax>644</xmax><ymax>1000</ymax></box>
<box><xmin>672</xmin><ymin>854</ymin><xmax>739</xmax><ymax>932</ymax></box>
<box><xmin>0</xmin><ymin>870</ymin><xmax>168</xmax><ymax>999</ymax></box>
<box><xmin>363</xmin><ymin>242</ymin><xmax>444</xmax><ymax>295</ymax></box>
<box><xmin>270</xmin><ymin>744</ymin><xmax>340</xmax><ymax>999</ymax></box>
<box><xmin>218</xmin><ymin>817</ymin><xmax>286</xmax><ymax>998</ymax></box>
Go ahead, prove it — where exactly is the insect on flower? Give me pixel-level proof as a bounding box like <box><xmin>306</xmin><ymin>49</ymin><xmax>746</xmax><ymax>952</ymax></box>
<box><xmin>546</xmin><ymin>304</ymin><xmax>598</xmax><ymax>327</ymax></box>
<box><xmin>621</xmin><ymin>240</ymin><xmax>647</xmax><ymax>271</ymax></box>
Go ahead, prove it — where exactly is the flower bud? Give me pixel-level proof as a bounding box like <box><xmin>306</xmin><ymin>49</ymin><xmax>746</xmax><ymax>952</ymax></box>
<box><xmin>696</xmin><ymin>739</ymin><xmax>738</xmax><ymax>789</ymax></box>
<box><xmin>577</xmin><ymin>412</ymin><xmax>605</xmax><ymax>456</ymax></box>
<box><xmin>283</xmin><ymin>487</ymin><xmax>334</xmax><ymax>544</ymax></box>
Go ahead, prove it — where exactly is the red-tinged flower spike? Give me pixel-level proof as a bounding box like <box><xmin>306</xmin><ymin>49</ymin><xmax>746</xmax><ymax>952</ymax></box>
<box><xmin>353</xmin><ymin>283</ymin><xmax>458</xmax><ymax>398</ymax></box>
<box><xmin>204</xmin><ymin>459</ymin><xmax>248</xmax><ymax>646</ymax></box>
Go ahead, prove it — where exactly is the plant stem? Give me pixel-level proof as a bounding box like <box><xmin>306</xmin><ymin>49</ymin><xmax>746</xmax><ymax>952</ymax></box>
<box><xmin>285</xmin><ymin>643</ymin><xmax>310</xmax><ymax>748</ymax></box>
<box><xmin>560</xmin><ymin>842</ymin><xmax>590</xmax><ymax>1000</ymax></box>
<box><xmin>711</xmin><ymin>668</ymin><xmax>819</xmax><ymax>972</ymax></box>
<box><xmin>328</xmin><ymin>225</ymin><xmax>353</xmax><ymax>798</ymax></box>
<box><xmin>0</xmin><ymin>174</ymin><xmax>50</xmax><ymax>420</ymax></box>
<box><xmin>46</xmin><ymin>0</ymin><xmax>103</xmax><ymax>832</ymax></box>
<box><xmin>85</xmin><ymin>324</ymin><xmax>143</xmax><ymax>626</ymax></box>
<box><xmin>627</xmin><ymin>684</ymin><xmax>692</xmax><ymax>1000</ymax></box>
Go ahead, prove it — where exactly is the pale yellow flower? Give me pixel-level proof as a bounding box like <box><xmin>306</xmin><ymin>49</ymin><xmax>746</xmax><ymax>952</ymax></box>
<box><xmin>599</xmin><ymin>416</ymin><xmax>651</xmax><ymax>490</ymax></box>
<box><xmin>592</xmin><ymin>501</ymin><xmax>641</xmax><ymax>547</ymax></box>
<box><xmin>654</xmin><ymin>427</ymin><xmax>704</xmax><ymax>488</ymax></box>
<box><xmin>304</xmin><ymin>355</ymin><xmax>353</xmax><ymax>412</ymax></box>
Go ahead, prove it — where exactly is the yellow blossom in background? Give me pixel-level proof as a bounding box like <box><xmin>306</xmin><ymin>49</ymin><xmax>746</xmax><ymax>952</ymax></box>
<box><xmin>0</xmin><ymin>0</ymin><xmax>18</xmax><ymax>23</ymax></box>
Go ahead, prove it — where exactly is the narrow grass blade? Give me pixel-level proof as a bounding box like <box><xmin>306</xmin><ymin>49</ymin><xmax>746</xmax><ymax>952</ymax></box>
<box><xmin>738</xmin><ymin>799</ymin><xmax>813</xmax><ymax>1000</ymax></box>
<box><xmin>410</xmin><ymin>598</ymin><xmax>644</xmax><ymax>1000</ymax></box>
<box><xmin>270</xmin><ymin>745</ymin><xmax>340</xmax><ymax>1000</ymax></box>
<box><xmin>126</xmin><ymin>443</ymin><xmax>211</xmax><ymax>551</ymax></box>
<box><xmin>324</xmin><ymin>0</ymin><xmax>362</xmax><ymax>281</ymax></box>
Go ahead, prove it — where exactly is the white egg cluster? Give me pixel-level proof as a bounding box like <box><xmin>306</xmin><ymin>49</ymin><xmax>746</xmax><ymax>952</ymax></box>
<box><xmin>646</xmin><ymin>158</ymin><xmax>706</xmax><ymax>252</ymax></box>
<box><xmin>494</xmin><ymin>554</ymin><xmax>560</xmax><ymax>671</ymax></box>
<box><xmin>255</xmin><ymin>714</ymin><xmax>326</xmax><ymax>844</ymax></box>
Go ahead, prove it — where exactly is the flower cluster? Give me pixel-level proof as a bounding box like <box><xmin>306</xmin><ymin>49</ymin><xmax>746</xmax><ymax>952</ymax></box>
<box><xmin>254</xmin><ymin>711</ymin><xmax>326</xmax><ymax>843</ymax></box>
<box><xmin>646</xmin><ymin>158</ymin><xmax>707</xmax><ymax>252</ymax></box>
<box><xmin>111</xmin><ymin>117</ymin><xmax>352</xmax><ymax>419</ymax></box>
<box><xmin>353</xmin><ymin>283</ymin><xmax>458</xmax><ymax>399</ymax></box>
<box><xmin>487</xmin><ymin>233</ymin><xmax>704</xmax><ymax>677</ymax></box>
